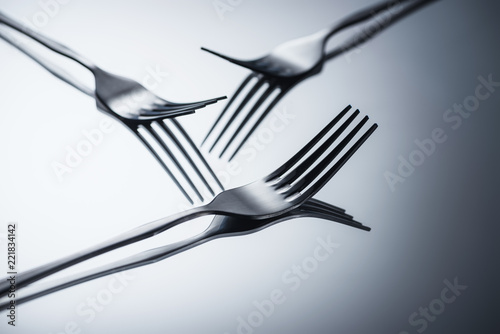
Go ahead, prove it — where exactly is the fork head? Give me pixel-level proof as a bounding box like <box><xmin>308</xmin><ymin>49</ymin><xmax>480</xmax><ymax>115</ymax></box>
<box><xmin>91</xmin><ymin>68</ymin><xmax>227</xmax><ymax>205</ymax></box>
<box><xmin>207</xmin><ymin>105</ymin><xmax>377</xmax><ymax>218</ymax></box>
<box><xmin>208</xmin><ymin>197</ymin><xmax>371</xmax><ymax>240</ymax></box>
<box><xmin>92</xmin><ymin>67</ymin><xmax>226</xmax><ymax>122</ymax></box>
<box><xmin>201</xmin><ymin>30</ymin><xmax>327</xmax><ymax>79</ymax></box>
<box><xmin>200</xmin><ymin>34</ymin><xmax>327</xmax><ymax>161</ymax></box>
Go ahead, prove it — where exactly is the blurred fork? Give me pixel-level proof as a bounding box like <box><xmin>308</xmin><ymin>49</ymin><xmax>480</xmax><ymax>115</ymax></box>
<box><xmin>0</xmin><ymin>198</ymin><xmax>369</xmax><ymax>308</ymax></box>
<box><xmin>0</xmin><ymin>104</ymin><xmax>377</xmax><ymax>296</ymax></box>
<box><xmin>201</xmin><ymin>0</ymin><xmax>438</xmax><ymax>160</ymax></box>
<box><xmin>0</xmin><ymin>16</ymin><xmax>226</xmax><ymax>204</ymax></box>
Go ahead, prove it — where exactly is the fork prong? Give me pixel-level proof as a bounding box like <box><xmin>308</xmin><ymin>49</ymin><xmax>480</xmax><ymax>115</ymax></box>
<box><xmin>226</xmin><ymin>86</ymin><xmax>301</xmax><ymax>162</ymax></box>
<box><xmin>302</xmin><ymin>202</ymin><xmax>369</xmax><ymax>231</ymax></box>
<box><xmin>274</xmin><ymin>109</ymin><xmax>359</xmax><ymax>189</ymax></box>
<box><xmin>201</xmin><ymin>47</ymin><xmax>255</xmax><ymax>70</ymax></box>
<box><xmin>154</xmin><ymin>96</ymin><xmax>226</xmax><ymax>108</ymax></box>
<box><xmin>170</xmin><ymin>119</ymin><xmax>225</xmax><ymax>191</ymax></box>
<box><xmin>140</xmin><ymin>108</ymin><xmax>196</xmax><ymax>118</ymax></box>
<box><xmin>218</xmin><ymin>84</ymin><xmax>278</xmax><ymax>158</ymax></box>
<box><xmin>150</xmin><ymin>102</ymin><xmax>209</xmax><ymax>112</ymax></box>
<box><xmin>157</xmin><ymin>121</ymin><xmax>216</xmax><ymax>197</ymax></box>
<box><xmin>265</xmin><ymin>105</ymin><xmax>352</xmax><ymax>182</ymax></box>
<box><xmin>152</xmin><ymin>96</ymin><xmax>225</xmax><ymax>112</ymax></box>
<box><xmin>143</xmin><ymin>123</ymin><xmax>204</xmax><ymax>202</ymax></box>
<box><xmin>290</xmin><ymin>121</ymin><xmax>378</xmax><ymax>203</ymax></box>
<box><xmin>305</xmin><ymin>198</ymin><xmax>348</xmax><ymax>215</ymax></box>
<box><xmin>208</xmin><ymin>76</ymin><xmax>268</xmax><ymax>153</ymax></box>
<box><xmin>133</xmin><ymin>128</ymin><xmax>194</xmax><ymax>204</ymax></box>
<box><xmin>202</xmin><ymin>73</ymin><xmax>258</xmax><ymax>146</ymax></box>
<box><xmin>284</xmin><ymin>116</ymin><xmax>369</xmax><ymax>198</ymax></box>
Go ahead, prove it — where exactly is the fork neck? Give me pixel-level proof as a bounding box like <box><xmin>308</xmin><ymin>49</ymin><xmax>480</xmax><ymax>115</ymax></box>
<box><xmin>0</xmin><ymin>11</ymin><xmax>97</xmax><ymax>72</ymax></box>
<box><xmin>318</xmin><ymin>0</ymin><xmax>412</xmax><ymax>45</ymax></box>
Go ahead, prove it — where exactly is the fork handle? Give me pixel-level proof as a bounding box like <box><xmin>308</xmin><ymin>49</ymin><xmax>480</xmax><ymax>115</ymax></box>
<box><xmin>325</xmin><ymin>0</ymin><xmax>438</xmax><ymax>60</ymax></box>
<box><xmin>0</xmin><ymin>11</ymin><xmax>97</xmax><ymax>71</ymax></box>
<box><xmin>319</xmin><ymin>0</ymin><xmax>417</xmax><ymax>43</ymax></box>
<box><xmin>0</xmin><ymin>224</ymin><xmax>221</xmax><ymax>309</ymax></box>
<box><xmin>0</xmin><ymin>28</ymin><xmax>94</xmax><ymax>97</ymax></box>
<box><xmin>0</xmin><ymin>205</ymin><xmax>211</xmax><ymax>297</ymax></box>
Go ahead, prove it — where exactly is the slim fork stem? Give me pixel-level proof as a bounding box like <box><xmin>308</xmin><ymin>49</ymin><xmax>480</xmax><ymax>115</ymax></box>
<box><xmin>0</xmin><ymin>11</ymin><xmax>97</xmax><ymax>71</ymax></box>
<box><xmin>0</xmin><ymin>27</ymin><xmax>94</xmax><ymax>97</ymax></box>
<box><xmin>0</xmin><ymin>224</ymin><xmax>219</xmax><ymax>309</ymax></box>
<box><xmin>0</xmin><ymin>205</ymin><xmax>210</xmax><ymax>297</ymax></box>
<box><xmin>325</xmin><ymin>0</ymin><xmax>439</xmax><ymax>61</ymax></box>
<box><xmin>0</xmin><ymin>202</ymin><xmax>365</xmax><ymax>307</ymax></box>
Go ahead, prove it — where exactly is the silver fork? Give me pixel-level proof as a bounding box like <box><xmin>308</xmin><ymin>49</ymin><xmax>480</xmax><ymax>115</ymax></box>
<box><xmin>0</xmin><ymin>104</ymin><xmax>377</xmax><ymax>296</ymax></box>
<box><xmin>201</xmin><ymin>0</ymin><xmax>438</xmax><ymax>161</ymax></box>
<box><xmin>0</xmin><ymin>17</ymin><xmax>226</xmax><ymax>204</ymax></box>
<box><xmin>0</xmin><ymin>198</ymin><xmax>369</xmax><ymax>308</ymax></box>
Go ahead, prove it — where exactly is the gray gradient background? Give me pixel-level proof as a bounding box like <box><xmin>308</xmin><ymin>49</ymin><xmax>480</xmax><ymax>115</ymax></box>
<box><xmin>0</xmin><ymin>0</ymin><xmax>498</xmax><ymax>333</ymax></box>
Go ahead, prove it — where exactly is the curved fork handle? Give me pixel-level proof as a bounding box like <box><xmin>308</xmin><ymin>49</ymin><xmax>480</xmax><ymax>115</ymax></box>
<box><xmin>0</xmin><ymin>226</ymin><xmax>219</xmax><ymax>309</ymax></box>
<box><xmin>324</xmin><ymin>0</ymin><xmax>439</xmax><ymax>60</ymax></box>
<box><xmin>0</xmin><ymin>205</ymin><xmax>210</xmax><ymax>297</ymax></box>
<box><xmin>0</xmin><ymin>11</ymin><xmax>96</xmax><ymax>71</ymax></box>
<box><xmin>0</xmin><ymin>206</ymin><xmax>364</xmax><ymax>308</ymax></box>
<box><xmin>319</xmin><ymin>0</ymin><xmax>422</xmax><ymax>44</ymax></box>
<box><xmin>0</xmin><ymin>28</ymin><xmax>94</xmax><ymax>97</ymax></box>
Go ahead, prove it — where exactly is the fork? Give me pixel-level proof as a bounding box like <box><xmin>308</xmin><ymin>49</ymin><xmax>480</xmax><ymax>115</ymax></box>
<box><xmin>0</xmin><ymin>104</ymin><xmax>377</xmax><ymax>296</ymax></box>
<box><xmin>0</xmin><ymin>17</ymin><xmax>226</xmax><ymax>204</ymax></box>
<box><xmin>201</xmin><ymin>0</ymin><xmax>438</xmax><ymax>161</ymax></box>
<box><xmin>0</xmin><ymin>198</ymin><xmax>368</xmax><ymax>308</ymax></box>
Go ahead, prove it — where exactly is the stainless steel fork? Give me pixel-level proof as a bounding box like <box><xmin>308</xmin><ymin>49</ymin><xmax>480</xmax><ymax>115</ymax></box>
<box><xmin>0</xmin><ymin>18</ymin><xmax>225</xmax><ymax>204</ymax></box>
<box><xmin>201</xmin><ymin>0</ymin><xmax>438</xmax><ymax>161</ymax></box>
<box><xmin>0</xmin><ymin>104</ymin><xmax>377</xmax><ymax>296</ymax></box>
<box><xmin>0</xmin><ymin>198</ymin><xmax>369</xmax><ymax>308</ymax></box>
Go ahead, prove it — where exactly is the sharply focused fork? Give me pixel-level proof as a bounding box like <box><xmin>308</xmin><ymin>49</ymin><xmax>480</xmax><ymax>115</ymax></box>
<box><xmin>0</xmin><ymin>198</ymin><xmax>369</xmax><ymax>308</ymax></box>
<box><xmin>0</xmin><ymin>104</ymin><xmax>377</xmax><ymax>296</ymax></box>
<box><xmin>0</xmin><ymin>13</ymin><xmax>225</xmax><ymax>204</ymax></box>
<box><xmin>201</xmin><ymin>0</ymin><xmax>438</xmax><ymax>160</ymax></box>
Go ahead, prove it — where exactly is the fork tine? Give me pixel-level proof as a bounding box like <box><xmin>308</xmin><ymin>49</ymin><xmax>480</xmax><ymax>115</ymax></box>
<box><xmin>218</xmin><ymin>84</ymin><xmax>278</xmax><ymax>158</ymax></box>
<box><xmin>170</xmin><ymin>119</ymin><xmax>225</xmax><ymax>191</ymax></box>
<box><xmin>289</xmin><ymin>121</ymin><xmax>378</xmax><ymax>202</ymax></box>
<box><xmin>143</xmin><ymin>123</ymin><xmax>205</xmax><ymax>202</ymax></box>
<box><xmin>305</xmin><ymin>198</ymin><xmax>348</xmax><ymax>215</ymax></box>
<box><xmin>154</xmin><ymin>96</ymin><xmax>226</xmax><ymax>108</ymax></box>
<box><xmin>201</xmin><ymin>47</ymin><xmax>255</xmax><ymax>70</ymax></box>
<box><xmin>208</xmin><ymin>76</ymin><xmax>268</xmax><ymax>153</ymax></box>
<box><xmin>274</xmin><ymin>109</ymin><xmax>359</xmax><ymax>189</ymax></box>
<box><xmin>150</xmin><ymin>102</ymin><xmax>209</xmax><ymax>112</ymax></box>
<box><xmin>140</xmin><ymin>108</ymin><xmax>196</xmax><ymax>118</ymax></box>
<box><xmin>302</xmin><ymin>202</ymin><xmax>369</xmax><ymax>231</ymax></box>
<box><xmin>152</xmin><ymin>96</ymin><xmax>225</xmax><ymax>111</ymax></box>
<box><xmin>284</xmin><ymin>116</ymin><xmax>369</xmax><ymax>197</ymax></box>
<box><xmin>202</xmin><ymin>73</ymin><xmax>258</xmax><ymax>146</ymax></box>
<box><xmin>157</xmin><ymin>121</ymin><xmax>216</xmax><ymax>197</ymax></box>
<box><xmin>133</xmin><ymin>128</ymin><xmax>194</xmax><ymax>204</ymax></box>
<box><xmin>226</xmin><ymin>86</ymin><xmax>295</xmax><ymax>161</ymax></box>
<box><xmin>265</xmin><ymin>105</ymin><xmax>352</xmax><ymax>182</ymax></box>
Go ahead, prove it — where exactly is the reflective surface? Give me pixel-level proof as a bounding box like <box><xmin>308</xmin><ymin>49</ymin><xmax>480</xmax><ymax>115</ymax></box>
<box><xmin>0</xmin><ymin>0</ymin><xmax>498</xmax><ymax>333</ymax></box>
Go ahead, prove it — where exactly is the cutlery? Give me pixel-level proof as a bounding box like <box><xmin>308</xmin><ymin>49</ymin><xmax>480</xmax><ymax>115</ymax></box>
<box><xmin>0</xmin><ymin>104</ymin><xmax>377</xmax><ymax>296</ymax></box>
<box><xmin>0</xmin><ymin>198</ymin><xmax>368</xmax><ymax>308</ymax></box>
<box><xmin>0</xmin><ymin>20</ymin><xmax>225</xmax><ymax>203</ymax></box>
<box><xmin>201</xmin><ymin>0</ymin><xmax>437</xmax><ymax>160</ymax></box>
